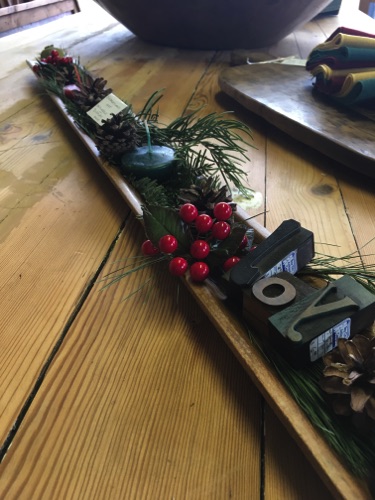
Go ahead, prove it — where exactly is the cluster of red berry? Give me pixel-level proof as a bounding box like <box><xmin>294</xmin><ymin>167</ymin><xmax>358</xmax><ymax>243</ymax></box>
<box><xmin>40</xmin><ymin>49</ymin><xmax>73</xmax><ymax>65</ymax></box>
<box><xmin>141</xmin><ymin>202</ymin><xmax>249</xmax><ymax>282</ymax></box>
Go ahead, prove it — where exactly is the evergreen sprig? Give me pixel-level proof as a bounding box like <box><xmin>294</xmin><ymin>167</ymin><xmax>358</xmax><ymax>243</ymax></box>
<box><xmin>301</xmin><ymin>248</ymin><xmax>375</xmax><ymax>294</ymax></box>
<box><xmin>35</xmin><ymin>56</ymin><xmax>256</xmax><ymax>206</ymax></box>
<box><xmin>131</xmin><ymin>176</ymin><xmax>174</xmax><ymax>207</ymax></box>
<box><xmin>100</xmin><ymin>254</ymin><xmax>168</xmax><ymax>290</ymax></box>
<box><xmin>249</xmin><ymin>329</ymin><xmax>375</xmax><ymax>478</ymax></box>
<box><xmin>146</xmin><ymin>108</ymin><xmax>255</xmax><ymax>195</ymax></box>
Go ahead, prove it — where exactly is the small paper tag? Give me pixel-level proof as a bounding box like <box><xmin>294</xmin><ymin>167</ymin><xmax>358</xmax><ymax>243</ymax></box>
<box><xmin>264</xmin><ymin>250</ymin><xmax>298</xmax><ymax>278</ymax></box>
<box><xmin>309</xmin><ymin>318</ymin><xmax>351</xmax><ymax>362</ymax></box>
<box><xmin>87</xmin><ymin>93</ymin><xmax>128</xmax><ymax>124</ymax></box>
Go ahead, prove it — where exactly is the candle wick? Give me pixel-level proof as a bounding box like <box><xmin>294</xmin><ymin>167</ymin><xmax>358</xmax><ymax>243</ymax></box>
<box><xmin>144</xmin><ymin>120</ymin><xmax>153</xmax><ymax>154</ymax></box>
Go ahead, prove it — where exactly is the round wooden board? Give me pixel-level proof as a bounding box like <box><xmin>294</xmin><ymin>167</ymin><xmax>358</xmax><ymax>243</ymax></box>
<box><xmin>219</xmin><ymin>63</ymin><xmax>375</xmax><ymax>179</ymax></box>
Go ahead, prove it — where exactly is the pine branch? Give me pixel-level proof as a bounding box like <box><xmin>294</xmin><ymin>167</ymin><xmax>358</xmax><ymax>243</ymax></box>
<box><xmin>300</xmin><ymin>250</ymin><xmax>375</xmax><ymax>293</ymax></box>
<box><xmin>131</xmin><ymin>176</ymin><xmax>176</xmax><ymax>207</ymax></box>
<box><xmin>143</xmin><ymin>108</ymin><xmax>255</xmax><ymax>195</ymax></box>
<box><xmin>247</xmin><ymin>327</ymin><xmax>375</xmax><ymax>478</ymax></box>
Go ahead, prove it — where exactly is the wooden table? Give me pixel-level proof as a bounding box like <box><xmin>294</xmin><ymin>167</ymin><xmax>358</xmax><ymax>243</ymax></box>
<box><xmin>0</xmin><ymin>1</ymin><xmax>374</xmax><ymax>498</ymax></box>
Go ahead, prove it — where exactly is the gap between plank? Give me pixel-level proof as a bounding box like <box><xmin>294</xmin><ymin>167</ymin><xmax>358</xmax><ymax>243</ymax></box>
<box><xmin>0</xmin><ymin>214</ymin><xmax>130</xmax><ymax>463</ymax></box>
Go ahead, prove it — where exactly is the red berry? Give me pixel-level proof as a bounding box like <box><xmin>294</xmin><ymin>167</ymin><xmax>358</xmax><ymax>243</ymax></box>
<box><xmin>169</xmin><ymin>257</ymin><xmax>188</xmax><ymax>276</ymax></box>
<box><xmin>195</xmin><ymin>214</ymin><xmax>213</xmax><ymax>234</ymax></box>
<box><xmin>179</xmin><ymin>203</ymin><xmax>198</xmax><ymax>223</ymax></box>
<box><xmin>51</xmin><ymin>49</ymin><xmax>60</xmax><ymax>58</ymax></box>
<box><xmin>64</xmin><ymin>89</ymin><xmax>74</xmax><ymax>99</ymax></box>
<box><xmin>190</xmin><ymin>240</ymin><xmax>210</xmax><ymax>259</ymax></box>
<box><xmin>223</xmin><ymin>256</ymin><xmax>241</xmax><ymax>272</ymax></box>
<box><xmin>190</xmin><ymin>261</ymin><xmax>209</xmax><ymax>282</ymax></box>
<box><xmin>141</xmin><ymin>239</ymin><xmax>159</xmax><ymax>256</ymax></box>
<box><xmin>213</xmin><ymin>202</ymin><xmax>232</xmax><ymax>221</ymax></box>
<box><xmin>212</xmin><ymin>221</ymin><xmax>231</xmax><ymax>240</ymax></box>
<box><xmin>239</xmin><ymin>235</ymin><xmax>248</xmax><ymax>250</ymax></box>
<box><xmin>159</xmin><ymin>234</ymin><xmax>178</xmax><ymax>254</ymax></box>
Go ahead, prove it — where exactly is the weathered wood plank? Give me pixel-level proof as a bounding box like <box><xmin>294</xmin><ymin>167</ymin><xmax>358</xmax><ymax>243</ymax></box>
<box><xmin>0</xmin><ymin>0</ymin><xmax>218</xmax><ymax>445</ymax></box>
<box><xmin>0</xmin><ymin>215</ymin><xmax>262</xmax><ymax>499</ymax></box>
<box><xmin>0</xmin><ymin>102</ymin><xmax>127</xmax><ymax>442</ymax></box>
<box><xmin>264</xmin><ymin>409</ymin><xmax>333</xmax><ymax>500</ymax></box>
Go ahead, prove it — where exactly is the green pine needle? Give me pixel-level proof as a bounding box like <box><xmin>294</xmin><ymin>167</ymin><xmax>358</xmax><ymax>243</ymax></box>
<box><xmin>131</xmin><ymin>176</ymin><xmax>175</xmax><ymax>207</ymax></box>
<box><xmin>247</xmin><ymin>328</ymin><xmax>375</xmax><ymax>478</ymax></box>
<box><xmin>99</xmin><ymin>254</ymin><xmax>168</xmax><ymax>290</ymax></box>
<box><xmin>146</xmin><ymin>108</ymin><xmax>255</xmax><ymax>195</ymax></box>
<box><xmin>301</xmin><ymin>248</ymin><xmax>375</xmax><ymax>293</ymax></box>
<box><xmin>119</xmin><ymin>277</ymin><xmax>153</xmax><ymax>302</ymax></box>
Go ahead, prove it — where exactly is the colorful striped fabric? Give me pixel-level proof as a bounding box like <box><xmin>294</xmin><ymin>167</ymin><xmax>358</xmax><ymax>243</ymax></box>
<box><xmin>306</xmin><ymin>27</ymin><xmax>375</xmax><ymax>105</ymax></box>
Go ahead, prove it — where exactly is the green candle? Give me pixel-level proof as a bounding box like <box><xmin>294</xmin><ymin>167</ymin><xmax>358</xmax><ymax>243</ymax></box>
<box><xmin>120</xmin><ymin>121</ymin><xmax>176</xmax><ymax>180</ymax></box>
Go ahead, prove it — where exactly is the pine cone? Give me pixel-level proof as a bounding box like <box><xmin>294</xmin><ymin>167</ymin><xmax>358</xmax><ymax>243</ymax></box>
<box><xmin>95</xmin><ymin>110</ymin><xmax>139</xmax><ymax>161</ymax></box>
<box><xmin>320</xmin><ymin>334</ymin><xmax>375</xmax><ymax>426</ymax></box>
<box><xmin>55</xmin><ymin>65</ymin><xmax>77</xmax><ymax>85</ymax></box>
<box><xmin>71</xmin><ymin>75</ymin><xmax>112</xmax><ymax>112</ymax></box>
<box><xmin>178</xmin><ymin>176</ymin><xmax>236</xmax><ymax>215</ymax></box>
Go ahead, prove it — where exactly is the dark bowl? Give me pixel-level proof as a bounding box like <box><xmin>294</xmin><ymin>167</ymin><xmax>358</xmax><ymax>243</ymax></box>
<box><xmin>94</xmin><ymin>0</ymin><xmax>333</xmax><ymax>50</ymax></box>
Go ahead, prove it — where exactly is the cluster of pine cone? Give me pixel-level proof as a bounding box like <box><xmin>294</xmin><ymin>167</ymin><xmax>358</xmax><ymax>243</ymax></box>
<box><xmin>321</xmin><ymin>333</ymin><xmax>375</xmax><ymax>429</ymax></box>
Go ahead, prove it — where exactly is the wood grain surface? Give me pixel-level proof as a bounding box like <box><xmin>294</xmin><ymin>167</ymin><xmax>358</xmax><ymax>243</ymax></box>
<box><xmin>0</xmin><ymin>1</ymin><xmax>374</xmax><ymax>499</ymax></box>
<box><xmin>0</xmin><ymin>216</ymin><xmax>263</xmax><ymax>499</ymax></box>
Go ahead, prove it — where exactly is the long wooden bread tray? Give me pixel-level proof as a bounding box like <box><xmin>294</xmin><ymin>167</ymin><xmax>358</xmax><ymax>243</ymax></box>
<box><xmin>31</xmin><ymin>76</ymin><xmax>371</xmax><ymax>499</ymax></box>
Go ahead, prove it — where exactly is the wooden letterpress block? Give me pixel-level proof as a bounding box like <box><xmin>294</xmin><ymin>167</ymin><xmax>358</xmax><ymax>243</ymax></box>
<box><xmin>243</xmin><ymin>272</ymin><xmax>317</xmax><ymax>334</ymax></box>
<box><xmin>268</xmin><ymin>275</ymin><xmax>375</xmax><ymax>367</ymax></box>
<box><xmin>230</xmin><ymin>219</ymin><xmax>314</xmax><ymax>288</ymax></box>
